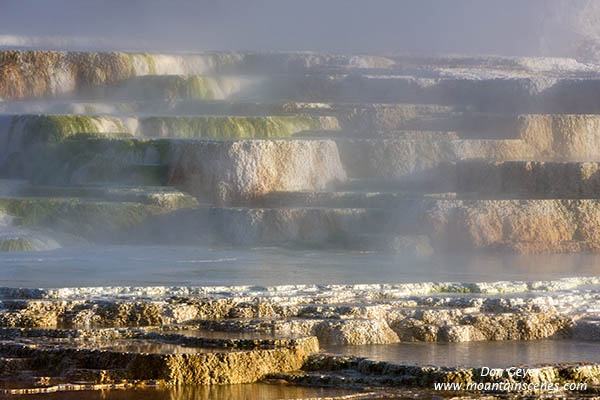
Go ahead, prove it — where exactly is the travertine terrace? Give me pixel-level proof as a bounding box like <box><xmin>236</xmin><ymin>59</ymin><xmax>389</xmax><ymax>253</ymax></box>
<box><xmin>3</xmin><ymin>50</ymin><xmax>600</xmax><ymax>398</ymax></box>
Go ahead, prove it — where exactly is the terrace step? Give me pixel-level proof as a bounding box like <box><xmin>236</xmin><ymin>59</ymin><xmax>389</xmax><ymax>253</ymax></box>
<box><xmin>79</xmin><ymin>74</ymin><xmax>260</xmax><ymax>102</ymax></box>
<box><xmin>15</xmin><ymin>184</ymin><xmax>200</xmax><ymax>206</ymax></box>
<box><xmin>0</xmin><ymin>194</ymin><xmax>200</xmax><ymax>245</ymax></box>
<box><xmin>0</xmin><ymin>114</ymin><xmax>340</xmax><ymax>154</ymax></box>
<box><xmin>267</xmin><ymin>73</ymin><xmax>600</xmax><ymax>113</ymax></box>
<box><xmin>452</xmin><ymin>160</ymin><xmax>600</xmax><ymax>198</ymax></box>
<box><xmin>206</xmin><ymin>206</ymin><xmax>418</xmax><ymax>246</ymax></box>
<box><xmin>255</xmin><ymin>190</ymin><xmax>456</xmax><ymax>208</ymax></box>
<box><xmin>0</xmin><ymin>328</ymin><xmax>319</xmax><ymax>386</ymax></box>
<box><xmin>0</xmin><ymin>227</ymin><xmax>61</xmax><ymax>252</ymax></box>
<box><xmin>0</xmin><ymin>99</ymin><xmax>329</xmax><ymax>116</ymax></box>
<box><xmin>335</xmin><ymin>138</ymin><xmax>537</xmax><ymax>181</ymax></box>
<box><xmin>335</xmin><ymin>160</ymin><xmax>600</xmax><ymax>199</ymax></box>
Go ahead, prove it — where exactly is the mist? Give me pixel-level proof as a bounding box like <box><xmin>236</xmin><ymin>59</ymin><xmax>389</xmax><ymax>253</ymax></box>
<box><xmin>3</xmin><ymin>1</ymin><xmax>600</xmax><ymax>397</ymax></box>
<box><xmin>0</xmin><ymin>0</ymin><xmax>591</xmax><ymax>56</ymax></box>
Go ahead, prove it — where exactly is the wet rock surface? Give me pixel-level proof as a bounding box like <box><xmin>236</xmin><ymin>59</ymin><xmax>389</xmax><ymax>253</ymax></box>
<box><xmin>1</xmin><ymin>278</ymin><xmax>600</xmax><ymax>396</ymax></box>
<box><xmin>0</xmin><ymin>277</ymin><xmax>598</xmax><ymax>339</ymax></box>
<box><xmin>279</xmin><ymin>353</ymin><xmax>600</xmax><ymax>396</ymax></box>
<box><xmin>0</xmin><ymin>329</ymin><xmax>318</xmax><ymax>386</ymax></box>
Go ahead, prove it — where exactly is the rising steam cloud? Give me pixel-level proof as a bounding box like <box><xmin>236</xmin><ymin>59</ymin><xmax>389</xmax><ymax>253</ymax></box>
<box><xmin>0</xmin><ymin>0</ymin><xmax>599</xmax><ymax>59</ymax></box>
<box><xmin>539</xmin><ymin>0</ymin><xmax>600</xmax><ymax>61</ymax></box>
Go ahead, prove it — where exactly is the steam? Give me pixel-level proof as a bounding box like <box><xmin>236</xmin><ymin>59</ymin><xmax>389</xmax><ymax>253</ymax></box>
<box><xmin>0</xmin><ymin>0</ymin><xmax>598</xmax><ymax>58</ymax></box>
<box><xmin>539</xmin><ymin>0</ymin><xmax>600</xmax><ymax>60</ymax></box>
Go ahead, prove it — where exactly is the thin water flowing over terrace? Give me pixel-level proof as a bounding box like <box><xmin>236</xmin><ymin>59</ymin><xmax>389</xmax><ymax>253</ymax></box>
<box><xmin>3</xmin><ymin>245</ymin><xmax>600</xmax><ymax>287</ymax></box>
<box><xmin>323</xmin><ymin>340</ymin><xmax>600</xmax><ymax>368</ymax></box>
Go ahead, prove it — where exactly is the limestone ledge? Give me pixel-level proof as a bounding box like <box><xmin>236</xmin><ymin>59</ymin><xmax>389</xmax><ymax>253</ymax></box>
<box><xmin>518</xmin><ymin>114</ymin><xmax>600</xmax><ymax>159</ymax></box>
<box><xmin>3</xmin><ymin>276</ymin><xmax>597</xmax><ymax>299</ymax></box>
<box><xmin>0</xmin><ymin>276</ymin><xmax>599</xmax><ymax>344</ymax></box>
<box><xmin>275</xmin><ymin>73</ymin><xmax>600</xmax><ymax>113</ymax></box>
<box><xmin>421</xmin><ymin>199</ymin><xmax>600</xmax><ymax>252</ymax></box>
<box><xmin>0</xmin><ymin>50</ymin><xmax>247</xmax><ymax>100</ymax></box>
<box><xmin>0</xmin><ymin>197</ymin><xmax>191</xmax><ymax>243</ymax></box>
<box><xmin>6</xmin><ymin>50</ymin><xmax>600</xmax><ymax>115</ymax></box>
<box><xmin>0</xmin><ymin>50</ymin><xmax>403</xmax><ymax>100</ymax></box>
<box><xmin>169</xmin><ymin>139</ymin><xmax>347</xmax><ymax>205</ymax></box>
<box><xmin>206</xmin><ymin>197</ymin><xmax>600</xmax><ymax>253</ymax></box>
<box><xmin>0</xmin><ymin>114</ymin><xmax>339</xmax><ymax>160</ymax></box>
<box><xmin>0</xmin><ymin>331</ymin><xmax>319</xmax><ymax>385</ymax></box>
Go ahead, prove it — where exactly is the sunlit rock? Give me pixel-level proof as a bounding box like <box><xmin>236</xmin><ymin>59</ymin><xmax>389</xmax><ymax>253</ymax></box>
<box><xmin>0</xmin><ymin>50</ymin><xmax>248</xmax><ymax>100</ymax></box>
<box><xmin>422</xmin><ymin>199</ymin><xmax>600</xmax><ymax>252</ymax></box>
<box><xmin>518</xmin><ymin>114</ymin><xmax>600</xmax><ymax>159</ymax></box>
<box><xmin>0</xmin><ymin>328</ymin><xmax>319</xmax><ymax>386</ymax></box>
<box><xmin>312</xmin><ymin>319</ymin><xmax>399</xmax><ymax>345</ymax></box>
<box><xmin>169</xmin><ymin>139</ymin><xmax>347</xmax><ymax>205</ymax></box>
